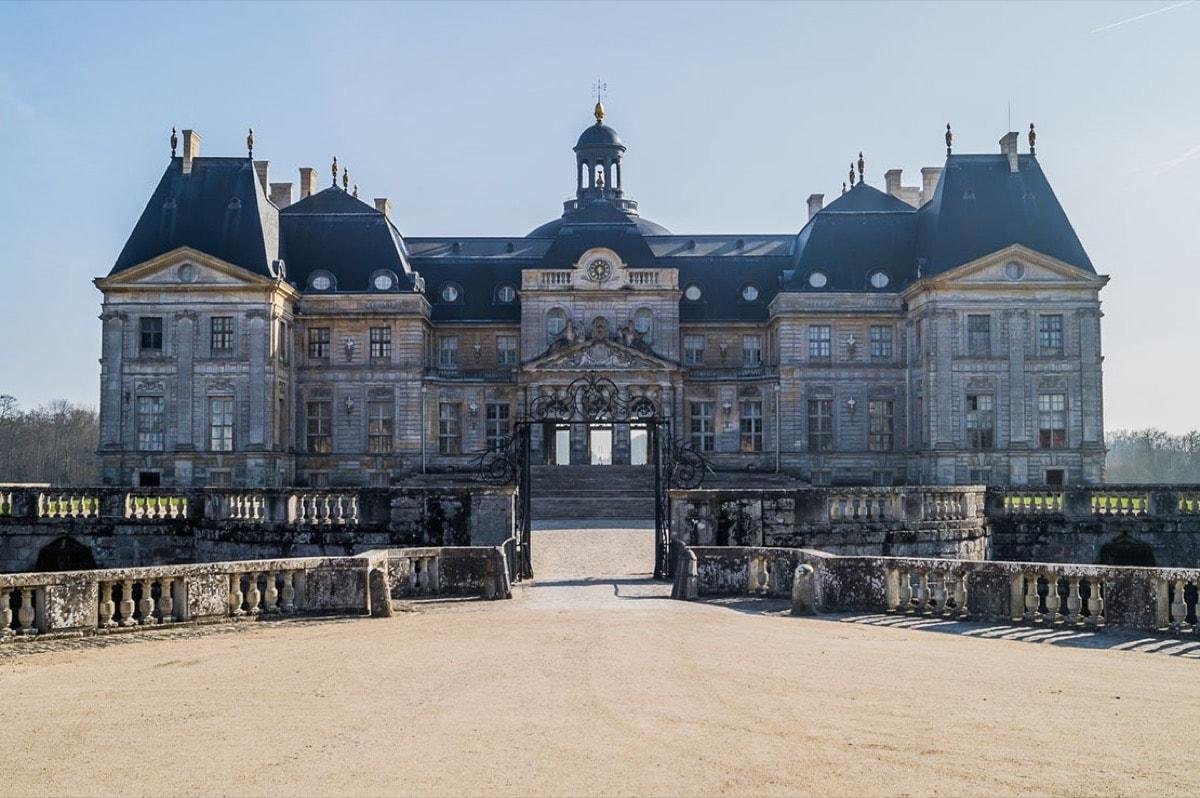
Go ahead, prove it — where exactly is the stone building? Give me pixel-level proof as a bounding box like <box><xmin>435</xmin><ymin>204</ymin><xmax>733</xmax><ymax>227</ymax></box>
<box><xmin>95</xmin><ymin>109</ymin><xmax>1107</xmax><ymax>488</ymax></box>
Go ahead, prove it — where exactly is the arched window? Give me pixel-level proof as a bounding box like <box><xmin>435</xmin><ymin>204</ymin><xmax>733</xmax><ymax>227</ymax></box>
<box><xmin>546</xmin><ymin>308</ymin><xmax>568</xmax><ymax>339</ymax></box>
<box><xmin>496</xmin><ymin>283</ymin><xmax>517</xmax><ymax>304</ymax></box>
<box><xmin>741</xmin><ymin>284</ymin><xmax>760</xmax><ymax>302</ymax></box>
<box><xmin>633</xmin><ymin>307</ymin><xmax>653</xmax><ymax>341</ymax></box>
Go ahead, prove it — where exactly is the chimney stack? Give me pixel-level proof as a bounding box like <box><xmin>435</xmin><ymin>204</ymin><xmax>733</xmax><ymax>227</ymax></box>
<box><xmin>181</xmin><ymin>129</ymin><xmax>201</xmax><ymax>175</ymax></box>
<box><xmin>253</xmin><ymin>160</ymin><xmax>269</xmax><ymax>193</ymax></box>
<box><xmin>920</xmin><ymin>167</ymin><xmax>942</xmax><ymax>205</ymax></box>
<box><xmin>299</xmin><ymin>167</ymin><xmax>317</xmax><ymax>198</ymax></box>
<box><xmin>806</xmin><ymin>194</ymin><xmax>823</xmax><ymax>219</ymax></box>
<box><xmin>884</xmin><ymin>169</ymin><xmax>902</xmax><ymax>197</ymax></box>
<box><xmin>374</xmin><ymin>198</ymin><xmax>392</xmax><ymax>218</ymax></box>
<box><xmin>1000</xmin><ymin>132</ymin><xmax>1020</xmax><ymax>172</ymax></box>
<box><xmin>270</xmin><ymin>182</ymin><xmax>293</xmax><ymax>209</ymax></box>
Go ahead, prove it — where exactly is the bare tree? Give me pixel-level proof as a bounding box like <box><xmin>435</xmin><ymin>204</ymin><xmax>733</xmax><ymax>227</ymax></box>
<box><xmin>0</xmin><ymin>397</ymin><xmax>99</xmax><ymax>485</ymax></box>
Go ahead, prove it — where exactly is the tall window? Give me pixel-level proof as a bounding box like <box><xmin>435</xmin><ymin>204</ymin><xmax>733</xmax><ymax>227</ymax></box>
<box><xmin>684</xmin><ymin>335</ymin><xmax>705</xmax><ymax>366</ymax></box>
<box><xmin>209</xmin><ymin>397</ymin><xmax>234</xmax><ymax>452</ymax></box>
<box><xmin>438</xmin><ymin>402</ymin><xmax>461</xmax><ymax>454</ymax></box>
<box><xmin>869</xmin><ymin>325</ymin><xmax>892</xmax><ymax>359</ymax></box>
<box><xmin>1039</xmin><ymin>314</ymin><xmax>1063</xmax><ymax>355</ymax></box>
<box><xmin>211</xmin><ymin>316</ymin><xmax>233</xmax><ymax>354</ymax></box>
<box><xmin>1038</xmin><ymin>393</ymin><xmax>1067</xmax><ymax>448</ymax></box>
<box><xmin>308</xmin><ymin>327</ymin><xmax>330</xmax><ymax>359</ymax></box>
<box><xmin>742</xmin><ymin>335</ymin><xmax>762</xmax><ymax>367</ymax></box>
<box><xmin>966</xmin><ymin>394</ymin><xmax>995</xmax><ymax>449</ymax></box>
<box><xmin>868</xmin><ymin>400</ymin><xmax>894</xmax><ymax>452</ymax></box>
<box><xmin>809</xmin><ymin>325</ymin><xmax>831</xmax><ymax>361</ymax></box>
<box><xmin>277</xmin><ymin>320</ymin><xmax>289</xmax><ymax>364</ymax></box>
<box><xmin>369</xmin><ymin>327</ymin><xmax>391</xmax><ymax>360</ymax></box>
<box><xmin>690</xmin><ymin>401</ymin><xmax>715</xmax><ymax>452</ymax></box>
<box><xmin>739</xmin><ymin>400</ymin><xmax>763</xmax><ymax>452</ymax></box>
<box><xmin>633</xmin><ymin>308</ymin><xmax>653</xmax><ymax>342</ymax></box>
<box><xmin>808</xmin><ymin>399</ymin><xmax>833</xmax><ymax>452</ymax></box>
<box><xmin>136</xmin><ymin>396</ymin><xmax>164</xmax><ymax>451</ymax></box>
<box><xmin>306</xmin><ymin>400</ymin><xmax>332</xmax><ymax>453</ymax></box>
<box><xmin>486</xmin><ymin>403</ymin><xmax>510</xmax><ymax>449</ymax></box>
<box><xmin>546</xmin><ymin>308</ymin><xmax>567</xmax><ymax>339</ymax></box>
<box><xmin>439</xmin><ymin>336</ymin><xmax>458</xmax><ymax>369</ymax></box>
<box><xmin>967</xmin><ymin>315</ymin><xmax>991</xmax><ymax>357</ymax></box>
<box><xmin>497</xmin><ymin>335</ymin><xmax>518</xmax><ymax>366</ymax></box>
<box><xmin>368</xmin><ymin>399</ymin><xmax>394</xmax><ymax>453</ymax></box>
<box><xmin>139</xmin><ymin>317</ymin><xmax>163</xmax><ymax>352</ymax></box>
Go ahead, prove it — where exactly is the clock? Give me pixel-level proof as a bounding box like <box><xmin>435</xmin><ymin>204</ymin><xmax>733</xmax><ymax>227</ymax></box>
<box><xmin>586</xmin><ymin>258</ymin><xmax>613</xmax><ymax>283</ymax></box>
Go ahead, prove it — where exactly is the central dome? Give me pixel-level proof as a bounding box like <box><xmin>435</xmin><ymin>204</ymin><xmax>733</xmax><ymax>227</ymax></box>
<box><xmin>576</xmin><ymin>123</ymin><xmax>624</xmax><ymax>149</ymax></box>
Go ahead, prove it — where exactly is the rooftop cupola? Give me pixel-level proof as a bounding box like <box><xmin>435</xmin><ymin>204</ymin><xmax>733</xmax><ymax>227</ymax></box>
<box><xmin>574</xmin><ymin>101</ymin><xmax>626</xmax><ymax>201</ymax></box>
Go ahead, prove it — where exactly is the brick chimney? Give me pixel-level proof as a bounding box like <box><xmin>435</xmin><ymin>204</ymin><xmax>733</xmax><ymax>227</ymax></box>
<box><xmin>884</xmin><ymin>169</ymin><xmax>902</xmax><ymax>197</ymax></box>
<box><xmin>253</xmin><ymin>160</ymin><xmax>269</xmax><ymax>193</ymax></box>
<box><xmin>374</xmin><ymin>198</ymin><xmax>392</xmax><ymax>218</ymax></box>
<box><xmin>806</xmin><ymin>194</ymin><xmax>823</xmax><ymax>219</ymax></box>
<box><xmin>1000</xmin><ymin>132</ymin><xmax>1020</xmax><ymax>172</ymax></box>
<box><xmin>182</xmin><ymin>129</ymin><xmax>200</xmax><ymax>175</ymax></box>
<box><xmin>299</xmin><ymin>167</ymin><xmax>317</xmax><ymax>198</ymax></box>
<box><xmin>270</xmin><ymin>182</ymin><xmax>293</xmax><ymax>209</ymax></box>
<box><xmin>920</xmin><ymin>167</ymin><xmax>942</xmax><ymax>205</ymax></box>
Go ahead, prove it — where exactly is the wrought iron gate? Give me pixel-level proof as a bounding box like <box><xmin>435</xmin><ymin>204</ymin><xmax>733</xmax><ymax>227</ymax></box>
<box><xmin>476</xmin><ymin>372</ymin><xmax>709</xmax><ymax>581</ymax></box>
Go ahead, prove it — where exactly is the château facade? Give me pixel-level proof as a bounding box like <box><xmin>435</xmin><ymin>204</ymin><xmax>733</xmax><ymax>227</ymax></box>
<box><xmin>95</xmin><ymin>107</ymin><xmax>1108</xmax><ymax>489</ymax></box>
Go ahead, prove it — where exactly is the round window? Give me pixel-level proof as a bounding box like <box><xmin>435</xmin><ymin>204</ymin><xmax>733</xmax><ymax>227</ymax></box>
<box><xmin>684</xmin><ymin>284</ymin><xmax>702</xmax><ymax>301</ymax></box>
<box><xmin>808</xmin><ymin>271</ymin><xmax>828</xmax><ymax>289</ymax></box>
<box><xmin>373</xmin><ymin>273</ymin><xmax>394</xmax><ymax>291</ymax></box>
<box><xmin>869</xmin><ymin>270</ymin><xmax>890</xmax><ymax>289</ymax></box>
<box><xmin>1005</xmin><ymin>261</ymin><xmax>1025</xmax><ymax>281</ymax></box>
<box><xmin>311</xmin><ymin>274</ymin><xmax>332</xmax><ymax>291</ymax></box>
<box><xmin>497</xmin><ymin>284</ymin><xmax>516</xmax><ymax>303</ymax></box>
<box><xmin>741</xmin><ymin>284</ymin><xmax>759</xmax><ymax>302</ymax></box>
<box><xmin>440</xmin><ymin>283</ymin><xmax>460</xmax><ymax>303</ymax></box>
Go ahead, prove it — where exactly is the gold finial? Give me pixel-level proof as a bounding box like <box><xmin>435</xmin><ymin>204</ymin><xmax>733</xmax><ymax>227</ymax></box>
<box><xmin>594</xmin><ymin>101</ymin><xmax>605</xmax><ymax>124</ymax></box>
<box><xmin>945</xmin><ymin>123</ymin><xmax>953</xmax><ymax>155</ymax></box>
<box><xmin>170</xmin><ymin>127</ymin><xmax>178</xmax><ymax>157</ymax></box>
<box><xmin>592</xmin><ymin>78</ymin><xmax>607</xmax><ymax>124</ymax></box>
<box><xmin>247</xmin><ymin>128</ymin><xmax>254</xmax><ymax>158</ymax></box>
<box><xmin>342</xmin><ymin>167</ymin><xmax>349</xmax><ymax>191</ymax></box>
<box><xmin>848</xmin><ymin>163</ymin><xmax>855</xmax><ymax>187</ymax></box>
<box><xmin>331</xmin><ymin>156</ymin><xmax>338</xmax><ymax>186</ymax></box>
<box><xmin>1028</xmin><ymin>122</ymin><xmax>1036</xmax><ymax>155</ymax></box>
<box><xmin>857</xmin><ymin>151</ymin><xmax>865</xmax><ymax>181</ymax></box>
<box><xmin>352</xmin><ymin>184</ymin><xmax>358</xmax><ymax>199</ymax></box>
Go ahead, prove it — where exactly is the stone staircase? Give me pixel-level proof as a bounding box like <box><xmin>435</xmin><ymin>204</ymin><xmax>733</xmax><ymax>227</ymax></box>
<box><xmin>530</xmin><ymin>465</ymin><xmax>657</xmax><ymax>521</ymax></box>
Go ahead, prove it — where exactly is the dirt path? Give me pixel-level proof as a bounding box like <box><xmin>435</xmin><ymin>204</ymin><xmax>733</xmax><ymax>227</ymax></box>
<box><xmin>1</xmin><ymin>528</ymin><xmax>1198</xmax><ymax>797</ymax></box>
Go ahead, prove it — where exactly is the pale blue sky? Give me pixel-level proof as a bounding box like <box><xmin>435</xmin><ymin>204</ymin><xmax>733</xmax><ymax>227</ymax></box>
<box><xmin>0</xmin><ymin>1</ymin><xmax>1197</xmax><ymax>431</ymax></box>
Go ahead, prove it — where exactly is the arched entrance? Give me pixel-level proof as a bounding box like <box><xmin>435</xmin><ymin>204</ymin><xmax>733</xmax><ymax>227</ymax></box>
<box><xmin>477</xmin><ymin>372</ymin><xmax>709</xmax><ymax>580</ymax></box>
<box><xmin>35</xmin><ymin>536</ymin><xmax>98</xmax><ymax>572</ymax></box>
<box><xmin>1098</xmin><ymin>536</ymin><xmax>1156</xmax><ymax>567</ymax></box>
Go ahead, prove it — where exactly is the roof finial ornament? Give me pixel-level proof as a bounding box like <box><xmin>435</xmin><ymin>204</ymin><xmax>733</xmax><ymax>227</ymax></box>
<box><xmin>841</xmin><ymin>181</ymin><xmax>847</xmax><ymax>195</ymax></box>
<box><xmin>342</xmin><ymin>167</ymin><xmax>349</xmax><ymax>191</ymax></box>
<box><xmin>848</xmin><ymin>162</ymin><xmax>855</xmax><ymax>187</ymax></box>
<box><xmin>945</xmin><ymin>123</ymin><xmax>953</xmax><ymax>155</ymax></box>
<box><xmin>1028</xmin><ymin>122</ymin><xmax>1036</xmax><ymax>155</ymax></box>
<box><xmin>352</xmin><ymin>183</ymin><xmax>358</xmax><ymax>199</ymax></box>
<box><xmin>331</xmin><ymin>156</ymin><xmax>338</xmax><ymax>187</ymax></box>
<box><xmin>247</xmin><ymin>128</ymin><xmax>254</xmax><ymax>158</ymax></box>
<box><xmin>857</xmin><ymin>151</ymin><xmax>865</xmax><ymax>182</ymax></box>
<box><xmin>170</xmin><ymin>127</ymin><xmax>178</xmax><ymax>157</ymax></box>
<box><xmin>592</xmin><ymin>77</ymin><xmax>607</xmax><ymax>124</ymax></box>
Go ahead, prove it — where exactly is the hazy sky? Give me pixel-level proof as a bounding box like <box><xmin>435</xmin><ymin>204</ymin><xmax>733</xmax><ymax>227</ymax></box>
<box><xmin>0</xmin><ymin>1</ymin><xmax>1196</xmax><ymax>432</ymax></box>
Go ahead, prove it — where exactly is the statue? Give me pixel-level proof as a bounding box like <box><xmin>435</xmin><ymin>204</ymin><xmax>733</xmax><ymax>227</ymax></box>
<box><xmin>618</xmin><ymin>320</ymin><xmax>638</xmax><ymax>346</ymax></box>
<box><xmin>589</xmin><ymin>316</ymin><xmax>610</xmax><ymax>341</ymax></box>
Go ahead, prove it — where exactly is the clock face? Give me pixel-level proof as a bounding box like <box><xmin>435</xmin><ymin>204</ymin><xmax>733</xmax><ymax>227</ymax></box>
<box><xmin>586</xmin><ymin>258</ymin><xmax>613</xmax><ymax>283</ymax></box>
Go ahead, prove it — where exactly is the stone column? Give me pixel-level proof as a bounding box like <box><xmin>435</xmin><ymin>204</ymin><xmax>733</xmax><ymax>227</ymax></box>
<box><xmin>247</xmin><ymin>310</ymin><xmax>269</xmax><ymax>448</ymax></box>
<box><xmin>99</xmin><ymin>310</ymin><xmax>127</xmax><ymax>448</ymax></box>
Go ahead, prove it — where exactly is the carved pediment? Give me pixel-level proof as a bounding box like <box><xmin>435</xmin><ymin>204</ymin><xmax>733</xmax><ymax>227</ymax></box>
<box><xmin>527</xmin><ymin>338</ymin><xmax>675</xmax><ymax>372</ymax></box>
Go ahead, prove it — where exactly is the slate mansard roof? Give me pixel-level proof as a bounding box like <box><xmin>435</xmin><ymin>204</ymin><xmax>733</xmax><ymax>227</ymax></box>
<box><xmin>110</xmin><ymin>124</ymin><xmax>1096</xmax><ymax>322</ymax></box>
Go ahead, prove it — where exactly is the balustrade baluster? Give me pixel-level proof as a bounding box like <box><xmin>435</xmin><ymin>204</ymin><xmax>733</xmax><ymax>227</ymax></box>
<box><xmin>1</xmin><ymin>588</ymin><xmax>14</xmax><ymax>638</ymax></box>
<box><xmin>897</xmin><ymin>568</ymin><xmax>912</xmax><ymax>611</ymax></box>
<box><xmin>321</xmin><ymin>495</ymin><xmax>332</xmax><ymax>525</ymax></box>
<box><xmin>1086</xmin><ymin>579</ymin><xmax>1103</xmax><ymax>627</ymax></box>
<box><xmin>914</xmin><ymin>569</ymin><xmax>930</xmax><ymax>614</ymax></box>
<box><xmin>1044</xmin><ymin>573</ymin><xmax>1061</xmax><ymax>624</ymax></box>
<box><xmin>418</xmin><ymin>558</ymin><xmax>431</xmax><ymax>592</ymax></box>
<box><xmin>1171</xmin><ymin>580</ymin><xmax>1188</xmax><ymax>632</ymax></box>
<box><xmin>245</xmin><ymin>572</ymin><xmax>262</xmax><ymax>615</ymax></box>
<box><xmin>408</xmin><ymin>558</ymin><xmax>420</xmax><ymax>593</ymax></box>
<box><xmin>17</xmin><ymin>588</ymin><xmax>35</xmax><ymax>635</ymax></box>
<box><xmin>932</xmin><ymin>570</ymin><xmax>948</xmax><ymax>615</ymax></box>
<box><xmin>263</xmin><ymin>571</ymin><xmax>280</xmax><ymax>613</ymax></box>
<box><xmin>98</xmin><ymin>581</ymin><xmax>116</xmax><ymax>628</ymax></box>
<box><xmin>280</xmin><ymin>571</ymin><xmax>296</xmax><ymax>613</ymax></box>
<box><xmin>349</xmin><ymin>496</ymin><xmax>360</xmax><ymax>524</ymax></box>
<box><xmin>157</xmin><ymin>577</ymin><xmax>174</xmax><ymax>623</ymax></box>
<box><xmin>228</xmin><ymin>573</ymin><xmax>244</xmax><ymax>617</ymax></box>
<box><xmin>138</xmin><ymin>579</ymin><xmax>156</xmax><ymax>624</ymax></box>
<box><xmin>1023</xmin><ymin>573</ymin><xmax>1040</xmax><ymax>622</ymax></box>
<box><xmin>118</xmin><ymin>579</ymin><xmax>136</xmax><ymax>626</ymax></box>
<box><xmin>1066</xmin><ymin>577</ymin><xmax>1082</xmax><ymax>625</ymax></box>
<box><xmin>953</xmin><ymin>571</ymin><xmax>969</xmax><ymax>618</ymax></box>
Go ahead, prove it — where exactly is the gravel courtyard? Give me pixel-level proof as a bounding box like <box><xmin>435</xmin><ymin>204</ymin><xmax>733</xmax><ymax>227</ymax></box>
<box><xmin>2</xmin><ymin>526</ymin><xmax>1198</xmax><ymax>797</ymax></box>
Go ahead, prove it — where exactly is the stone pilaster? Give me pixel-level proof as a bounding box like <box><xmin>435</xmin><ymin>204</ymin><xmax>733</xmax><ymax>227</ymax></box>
<box><xmin>99</xmin><ymin>311</ymin><xmax>126</xmax><ymax>448</ymax></box>
<box><xmin>1006</xmin><ymin>310</ymin><xmax>1028</xmax><ymax>446</ymax></box>
<box><xmin>247</xmin><ymin>310</ymin><xmax>268</xmax><ymax>448</ymax></box>
<box><xmin>175</xmin><ymin>311</ymin><xmax>196</xmax><ymax>450</ymax></box>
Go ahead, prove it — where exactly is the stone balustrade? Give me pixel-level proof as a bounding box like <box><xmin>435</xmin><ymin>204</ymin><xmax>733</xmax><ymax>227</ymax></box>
<box><xmin>290</xmin><ymin>493</ymin><xmax>360</xmax><ymax>526</ymax></box>
<box><xmin>38</xmin><ymin>492</ymin><xmax>101</xmax><ymax>520</ymax></box>
<box><xmin>124</xmin><ymin>493</ymin><xmax>189</xmax><ymax>520</ymax></box>
<box><xmin>628</xmin><ymin>270</ymin><xmax>660</xmax><ymax>285</ymax></box>
<box><xmin>0</xmin><ymin>491</ymin><xmax>12</xmax><ymax>517</ymax></box>
<box><xmin>539</xmin><ymin>271</ymin><xmax>572</xmax><ymax>286</ymax></box>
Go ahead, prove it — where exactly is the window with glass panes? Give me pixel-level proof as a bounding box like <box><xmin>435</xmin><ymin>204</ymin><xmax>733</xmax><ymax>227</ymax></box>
<box><xmin>684</xmin><ymin>335</ymin><xmax>705</xmax><ymax>366</ymax></box>
<box><xmin>1039</xmin><ymin>314</ymin><xmax>1063</xmax><ymax>355</ymax></box>
<box><xmin>1038</xmin><ymin>393</ymin><xmax>1067</xmax><ymax>448</ymax></box>
<box><xmin>808</xmin><ymin>399</ymin><xmax>833</xmax><ymax>452</ymax></box>
<box><xmin>438</xmin><ymin>402</ymin><xmax>461</xmax><ymax>454</ymax></box>
<box><xmin>439</xmin><ymin>336</ymin><xmax>458</xmax><ymax>368</ymax></box>
<box><xmin>966</xmin><ymin>394</ymin><xmax>995</xmax><ymax>449</ymax></box>
<box><xmin>139</xmin><ymin>317</ymin><xmax>163</xmax><ymax>352</ymax></box>
<box><xmin>209</xmin><ymin>396</ymin><xmax>234</xmax><ymax>452</ymax></box>
<box><xmin>137</xmin><ymin>396</ymin><xmax>164</xmax><ymax>451</ymax></box>
<box><xmin>306</xmin><ymin>400</ymin><xmax>332</xmax><ymax>453</ymax></box>
<box><xmin>369</xmin><ymin>327</ymin><xmax>391</xmax><ymax>359</ymax></box>
<box><xmin>869</xmin><ymin>325</ymin><xmax>892</xmax><ymax>359</ymax></box>
<box><xmin>210</xmin><ymin>317</ymin><xmax>233</xmax><ymax>353</ymax></box>
<box><xmin>739</xmin><ymin>400</ymin><xmax>763</xmax><ymax>452</ymax></box>
<box><xmin>967</xmin><ymin>315</ymin><xmax>991</xmax><ymax>356</ymax></box>
<box><xmin>308</xmin><ymin>327</ymin><xmax>330</xmax><ymax>359</ymax></box>
<box><xmin>742</xmin><ymin>335</ymin><xmax>762</xmax><ymax>367</ymax></box>
<box><xmin>367</xmin><ymin>400</ymin><xmax>394</xmax><ymax>453</ymax></box>
<box><xmin>868</xmin><ymin>400</ymin><xmax>894</xmax><ymax>452</ymax></box>
<box><xmin>809</xmin><ymin>325</ymin><xmax>831</xmax><ymax>360</ymax></box>
<box><xmin>496</xmin><ymin>336</ymin><xmax>518</xmax><ymax>366</ymax></box>
<box><xmin>689</xmin><ymin>401</ymin><xmax>715</xmax><ymax>452</ymax></box>
<box><xmin>486</xmin><ymin>403</ymin><xmax>510</xmax><ymax>449</ymax></box>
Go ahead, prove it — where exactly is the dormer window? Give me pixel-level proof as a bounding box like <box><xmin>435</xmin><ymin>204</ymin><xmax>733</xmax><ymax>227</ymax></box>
<box><xmin>741</xmin><ymin>284</ymin><xmax>760</xmax><ymax>302</ymax></box>
<box><xmin>496</xmin><ymin>284</ymin><xmax>517</xmax><ymax>304</ymax></box>
<box><xmin>440</xmin><ymin>283</ymin><xmax>461</xmax><ymax>303</ymax></box>
<box><xmin>808</xmin><ymin>271</ymin><xmax>828</xmax><ymax>289</ymax></box>
<box><xmin>868</xmin><ymin>270</ymin><xmax>890</xmax><ymax>289</ymax></box>
<box><xmin>309</xmin><ymin>271</ymin><xmax>335</xmax><ymax>292</ymax></box>
<box><xmin>371</xmin><ymin>271</ymin><xmax>397</xmax><ymax>291</ymax></box>
<box><xmin>684</xmin><ymin>284</ymin><xmax>703</xmax><ymax>301</ymax></box>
